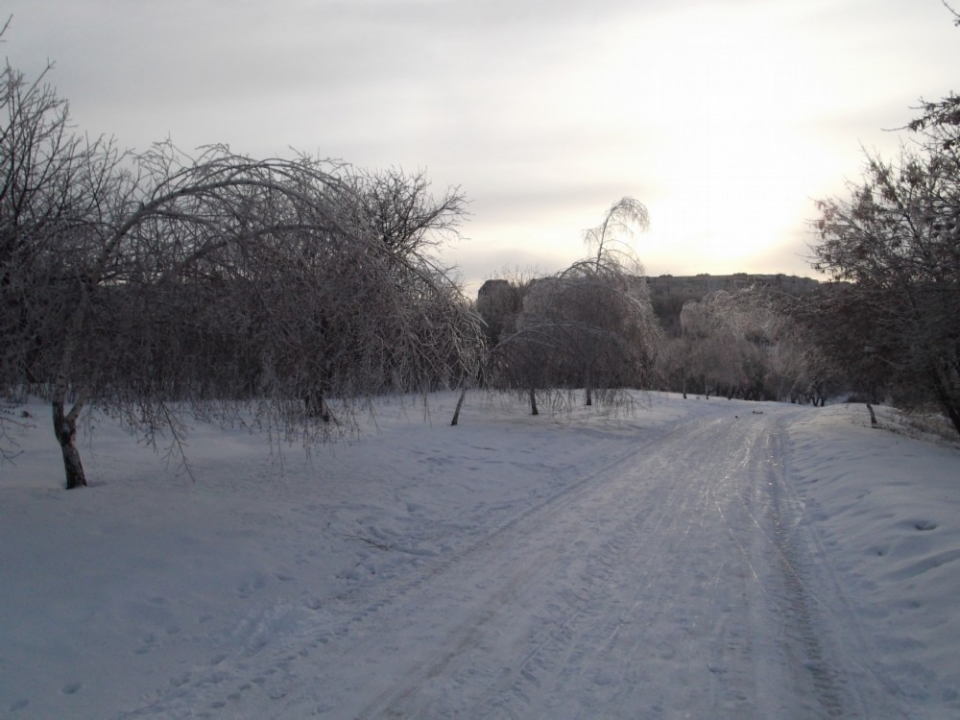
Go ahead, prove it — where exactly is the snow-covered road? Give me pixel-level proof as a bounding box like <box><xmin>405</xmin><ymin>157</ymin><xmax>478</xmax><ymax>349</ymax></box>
<box><xmin>119</xmin><ymin>406</ymin><xmax>901</xmax><ymax>719</ymax></box>
<box><xmin>6</xmin><ymin>393</ymin><xmax>959</xmax><ymax>719</ymax></box>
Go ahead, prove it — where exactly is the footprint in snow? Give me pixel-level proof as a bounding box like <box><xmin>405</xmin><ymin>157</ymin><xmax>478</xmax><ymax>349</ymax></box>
<box><xmin>133</xmin><ymin>632</ymin><xmax>157</xmax><ymax>655</ymax></box>
<box><xmin>303</xmin><ymin>597</ymin><xmax>323</xmax><ymax>611</ymax></box>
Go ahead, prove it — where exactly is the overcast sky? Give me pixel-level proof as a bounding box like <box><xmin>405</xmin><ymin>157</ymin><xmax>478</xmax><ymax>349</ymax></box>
<box><xmin>4</xmin><ymin>0</ymin><xmax>959</xmax><ymax>291</ymax></box>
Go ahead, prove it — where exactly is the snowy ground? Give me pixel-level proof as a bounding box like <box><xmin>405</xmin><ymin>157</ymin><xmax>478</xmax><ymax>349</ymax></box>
<box><xmin>1</xmin><ymin>392</ymin><xmax>959</xmax><ymax>719</ymax></box>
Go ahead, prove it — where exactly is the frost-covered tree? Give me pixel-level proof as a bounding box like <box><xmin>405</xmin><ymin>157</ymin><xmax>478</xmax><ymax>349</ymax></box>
<box><xmin>805</xmin><ymin>6</ymin><xmax>960</xmax><ymax>434</ymax></box>
<box><xmin>1</xmin><ymin>54</ymin><xmax>482</xmax><ymax>488</ymax></box>
<box><xmin>812</xmin><ymin>118</ymin><xmax>960</xmax><ymax>432</ymax></box>
<box><xmin>488</xmin><ymin>198</ymin><xmax>660</xmax><ymax>414</ymax></box>
<box><xmin>668</xmin><ymin>288</ymin><xmax>825</xmax><ymax>402</ymax></box>
<box><xmin>476</xmin><ymin>279</ymin><xmax>523</xmax><ymax>349</ymax></box>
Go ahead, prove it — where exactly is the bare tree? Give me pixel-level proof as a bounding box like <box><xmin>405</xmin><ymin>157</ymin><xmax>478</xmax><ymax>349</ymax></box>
<box><xmin>576</xmin><ymin>198</ymin><xmax>655</xmax><ymax>405</ymax></box>
<box><xmin>280</xmin><ymin>166</ymin><xmax>474</xmax><ymax>420</ymax></box>
<box><xmin>584</xmin><ymin>197</ymin><xmax>650</xmax><ymax>269</ymax></box>
<box><xmin>486</xmin><ymin>198</ymin><xmax>660</xmax><ymax>414</ymax></box>
<box><xmin>812</xmin><ymin>145</ymin><xmax>960</xmax><ymax>434</ymax></box>
<box><xmin>1</xmin><ymin>52</ymin><xmax>129</xmax><ymax>483</ymax></box>
<box><xmin>1</xmin><ymin>56</ymin><xmax>483</xmax><ymax>487</ymax></box>
<box><xmin>668</xmin><ymin>288</ymin><xmax>825</xmax><ymax>403</ymax></box>
<box><xmin>348</xmin><ymin>167</ymin><xmax>466</xmax><ymax>255</ymax></box>
<box><xmin>805</xmin><ymin>7</ymin><xmax>960</xmax><ymax>434</ymax></box>
<box><xmin>476</xmin><ymin>278</ymin><xmax>523</xmax><ymax>350</ymax></box>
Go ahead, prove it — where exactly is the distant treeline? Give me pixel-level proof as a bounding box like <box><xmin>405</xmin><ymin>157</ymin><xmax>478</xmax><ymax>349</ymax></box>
<box><xmin>646</xmin><ymin>274</ymin><xmax>820</xmax><ymax>336</ymax></box>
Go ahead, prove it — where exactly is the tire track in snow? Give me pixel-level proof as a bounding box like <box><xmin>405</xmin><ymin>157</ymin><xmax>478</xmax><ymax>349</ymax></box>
<box><xmin>720</xmin><ymin>415</ymin><xmax>849</xmax><ymax>718</ymax></box>
<box><xmin>753</xmin><ymin>416</ymin><xmax>910</xmax><ymax>719</ymax></box>
<box><xmin>346</xmin><ymin>420</ymin><xmax>707</xmax><ymax>718</ymax></box>
<box><xmin>121</xmin><ymin>404</ymin><xmax>905</xmax><ymax>719</ymax></box>
<box><xmin>118</xmin><ymin>409</ymin><xmax>699</xmax><ymax>719</ymax></box>
<box><xmin>716</xmin><ymin>412</ymin><xmax>908</xmax><ymax>719</ymax></box>
<box><xmin>350</xmin><ymin>411</ymin><xmax>779</xmax><ymax>718</ymax></box>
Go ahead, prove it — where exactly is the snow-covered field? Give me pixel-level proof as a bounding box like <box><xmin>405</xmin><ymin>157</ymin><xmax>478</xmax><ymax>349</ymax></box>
<box><xmin>1</xmin><ymin>392</ymin><xmax>958</xmax><ymax>719</ymax></box>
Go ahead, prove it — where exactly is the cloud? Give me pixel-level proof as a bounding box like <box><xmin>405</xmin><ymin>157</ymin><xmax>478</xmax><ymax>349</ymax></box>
<box><xmin>5</xmin><ymin>0</ymin><xmax>960</xmax><ymax>288</ymax></box>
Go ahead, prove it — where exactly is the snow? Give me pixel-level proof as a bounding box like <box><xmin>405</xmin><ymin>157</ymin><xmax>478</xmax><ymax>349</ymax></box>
<box><xmin>1</xmin><ymin>392</ymin><xmax>958</xmax><ymax>719</ymax></box>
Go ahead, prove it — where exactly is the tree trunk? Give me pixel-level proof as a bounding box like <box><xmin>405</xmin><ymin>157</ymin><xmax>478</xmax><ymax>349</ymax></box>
<box><xmin>585</xmin><ymin>385</ymin><xmax>593</xmax><ymax>407</ymax></box>
<box><xmin>865</xmin><ymin>402</ymin><xmax>878</xmax><ymax>427</ymax></box>
<box><xmin>529</xmin><ymin>386</ymin><xmax>539</xmax><ymax>416</ymax></box>
<box><xmin>450</xmin><ymin>386</ymin><xmax>468</xmax><ymax>426</ymax></box>
<box><xmin>304</xmin><ymin>389</ymin><xmax>331</xmax><ymax>422</ymax></box>
<box><xmin>53</xmin><ymin>399</ymin><xmax>87</xmax><ymax>489</ymax></box>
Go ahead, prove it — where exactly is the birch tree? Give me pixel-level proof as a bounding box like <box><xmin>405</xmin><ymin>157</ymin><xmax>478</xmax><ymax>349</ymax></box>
<box><xmin>488</xmin><ymin>198</ymin><xmax>660</xmax><ymax>413</ymax></box>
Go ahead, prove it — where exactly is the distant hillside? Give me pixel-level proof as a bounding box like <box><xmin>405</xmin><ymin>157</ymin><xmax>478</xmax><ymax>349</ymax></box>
<box><xmin>647</xmin><ymin>273</ymin><xmax>820</xmax><ymax>336</ymax></box>
<box><xmin>476</xmin><ymin>273</ymin><xmax>821</xmax><ymax>338</ymax></box>
<box><xmin>646</xmin><ymin>273</ymin><xmax>819</xmax><ymax>299</ymax></box>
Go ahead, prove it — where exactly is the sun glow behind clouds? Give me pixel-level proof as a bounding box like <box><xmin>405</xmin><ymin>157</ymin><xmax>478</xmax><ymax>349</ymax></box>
<box><xmin>448</xmin><ymin>2</ymin><xmax>866</xmax><ymax>283</ymax></box>
<box><xmin>6</xmin><ymin>0</ymin><xmax>960</xmax><ymax>290</ymax></box>
<box><xmin>591</xmin><ymin>4</ymin><xmax>845</xmax><ymax>273</ymax></box>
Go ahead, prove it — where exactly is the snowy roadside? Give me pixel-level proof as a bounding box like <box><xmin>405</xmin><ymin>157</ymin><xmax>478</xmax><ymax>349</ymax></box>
<box><xmin>785</xmin><ymin>403</ymin><xmax>960</xmax><ymax>714</ymax></box>
<box><xmin>1</xmin><ymin>392</ymin><xmax>958</xmax><ymax>718</ymax></box>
